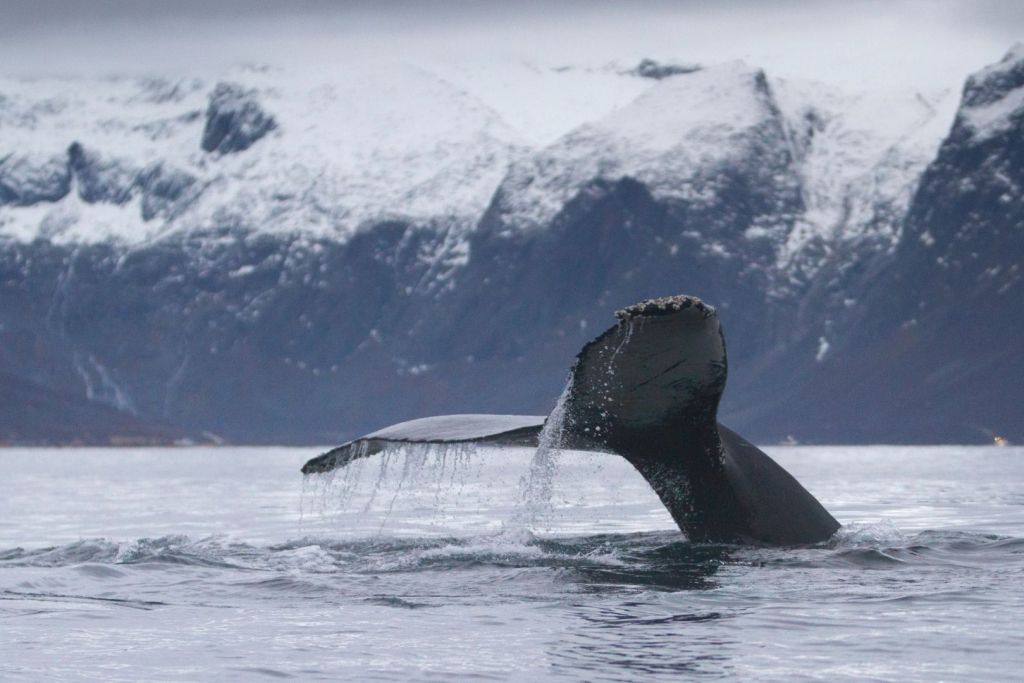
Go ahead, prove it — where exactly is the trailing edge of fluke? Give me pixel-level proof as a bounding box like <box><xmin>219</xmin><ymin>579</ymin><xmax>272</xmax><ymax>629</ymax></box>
<box><xmin>302</xmin><ymin>295</ymin><xmax>840</xmax><ymax>546</ymax></box>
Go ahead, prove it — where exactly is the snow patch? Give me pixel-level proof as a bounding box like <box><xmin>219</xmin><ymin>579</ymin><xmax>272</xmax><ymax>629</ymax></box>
<box><xmin>959</xmin><ymin>44</ymin><xmax>1024</xmax><ymax>141</ymax></box>
<box><xmin>494</xmin><ymin>62</ymin><xmax>781</xmax><ymax>230</ymax></box>
<box><xmin>962</xmin><ymin>86</ymin><xmax>1024</xmax><ymax>140</ymax></box>
<box><xmin>815</xmin><ymin>336</ymin><xmax>830</xmax><ymax>363</ymax></box>
<box><xmin>74</xmin><ymin>353</ymin><xmax>137</xmax><ymax>414</ymax></box>
<box><xmin>0</xmin><ymin>63</ymin><xmax>525</xmax><ymax>246</ymax></box>
<box><xmin>772</xmin><ymin>79</ymin><xmax>957</xmax><ymax>272</ymax></box>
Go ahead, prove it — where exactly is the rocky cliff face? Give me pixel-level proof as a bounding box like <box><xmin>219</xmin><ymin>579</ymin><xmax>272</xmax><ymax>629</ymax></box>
<box><xmin>0</xmin><ymin>53</ymin><xmax>1018</xmax><ymax>445</ymax></box>
<box><xmin>718</xmin><ymin>46</ymin><xmax>1024</xmax><ymax>443</ymax></box>
<box><xmin>795</xmin><ymin>45</ymin><xmax>1024</xmax><ymax>442</ymax></box>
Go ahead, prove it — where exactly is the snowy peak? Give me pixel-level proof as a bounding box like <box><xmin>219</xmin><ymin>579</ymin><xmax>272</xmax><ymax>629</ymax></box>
<box><xmin>958</xmin><ymin>44</ymin><xmax>1024</xmax><ymax>140</ymax></box>
<box><xmin>963</xmin><ymin>43</ymin><xmax>1024</xmax><ymax>107</ymax></box>
<box><xmin>590</xmin><ymin>63</ymin><xmax>777</xmax><ymax>155</ymax></box>
<box><xmin>0</xmin><ymin>53</ymin><xmax>985</xmax><ymax>272</ymax></box>
<box><xmin>490</xmin><ymin>63</ymin><xmax>798</xmax><ymax>233</ymax></box>
<box><xmin>0</xmin><ymin>64</ymin><xmax>525</xmax><ymax>244</ymax></box>
<box><xmin>898</xmin><ymin>46</ymin><xmax>1024</xmax><ymax>278</ymax></box>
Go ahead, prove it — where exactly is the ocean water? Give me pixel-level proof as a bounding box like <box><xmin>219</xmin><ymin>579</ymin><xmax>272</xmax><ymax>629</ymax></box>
<box><xmin>2</xmin><ymin>445</ymin><xmax>1023</xmax><ymax>681</ymax></box>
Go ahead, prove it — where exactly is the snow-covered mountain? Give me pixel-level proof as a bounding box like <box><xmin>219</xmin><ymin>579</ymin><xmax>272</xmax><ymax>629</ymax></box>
<box><xmin>0</xmin><ymin>59</ymin><xmax>952</xmax><ymax>258</ymax></box>
<box><xmin>0</xmin><ymin>51</ymin><xmax>1019</xmax><ymax>445</ymax></box>
<box><xmin>0</xmin><ymin>63</ymin><xmax>521</xmax><ymax>244</ymax></box>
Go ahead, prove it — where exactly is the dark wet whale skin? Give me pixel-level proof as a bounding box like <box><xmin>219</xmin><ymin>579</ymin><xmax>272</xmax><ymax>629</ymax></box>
<box><xmin>303</xmin><ymin>295</ymin><xmax>840</xmax><ymax>546</ymax></box>
<box><xmin>560</xmin><ymin>296</ymin><xmax>839</xmax><ymax>545</ymax></box>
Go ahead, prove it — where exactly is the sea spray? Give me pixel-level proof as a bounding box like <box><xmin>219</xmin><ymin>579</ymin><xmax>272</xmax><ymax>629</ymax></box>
<box><xmin>508</xmin><ymin>320</ymin><xmax>632</xmax><ymax>535</ymax></box>
<box><xmin>508</xmin><ymin>375</ymin><xmax>575</xmax><ymax>534</ymax></box>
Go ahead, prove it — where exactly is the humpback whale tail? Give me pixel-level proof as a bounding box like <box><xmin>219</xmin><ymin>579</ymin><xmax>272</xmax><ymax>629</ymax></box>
<box><xmin>302</xmin><ymin>295</ymin><xmax>840</xmax><ymax>546</ymax></box>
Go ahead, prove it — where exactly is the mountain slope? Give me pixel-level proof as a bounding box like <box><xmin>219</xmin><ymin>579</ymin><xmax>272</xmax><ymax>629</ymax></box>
<box><xmin>0</xmin><ymin>53</ymin><xmax>1018</xmax><ymax>444</ymax></box>
<box><xmin>730</xmin><ymin>46</ymin><xmax>1024</xmax><ymax>443</ymax></box>
<box><xmin>0</xmin><ymin>370</ymin><xmax>189</xmax><ymax>445</ymax></box>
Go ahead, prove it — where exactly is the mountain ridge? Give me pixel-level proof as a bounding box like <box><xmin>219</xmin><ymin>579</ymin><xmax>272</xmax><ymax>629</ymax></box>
<box><xmin>0</xmin><ymin>51</ymin><xmax>1020</xmax><ymax>445</ymax></box>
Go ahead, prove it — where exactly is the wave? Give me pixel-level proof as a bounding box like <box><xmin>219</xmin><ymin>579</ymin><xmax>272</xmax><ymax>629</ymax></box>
<box><xmin>2</xmin><ymin>527</ymin><xmax>1022</xmax><ymax>586</ymax></box>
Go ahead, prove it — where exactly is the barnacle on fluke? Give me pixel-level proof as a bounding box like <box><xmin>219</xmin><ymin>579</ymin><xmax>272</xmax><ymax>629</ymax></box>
<box><xmin>615</xmin><ymin>295</ymin><xmax>715</xmax><ymax>321</ymax></box>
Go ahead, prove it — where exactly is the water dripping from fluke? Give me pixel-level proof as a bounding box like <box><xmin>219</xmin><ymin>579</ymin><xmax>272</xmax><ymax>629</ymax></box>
<box><xmin>506</xmin><ymin>376</ymin><xmax>574</xmax><ymax>535</ymax></box>
<box><xmin>301</xmin><ymin>440</ymin><xmax>491</xmax><ymax>534</ymax></box>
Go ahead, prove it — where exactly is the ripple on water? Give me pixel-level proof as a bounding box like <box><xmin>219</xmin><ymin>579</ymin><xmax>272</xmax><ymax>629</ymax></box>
<box><xmin>4</xmin><ymin>446</ymin><xmax>1024</xmax><ymax>681</ymax></box>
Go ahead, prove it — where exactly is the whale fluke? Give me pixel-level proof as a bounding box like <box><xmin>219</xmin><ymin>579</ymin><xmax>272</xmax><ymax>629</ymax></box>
<box><xmin>302</xmin><ymin>295</ymin><xmax>840</xmax><ymax>546</ymax></box>
<box><xmin>301</xmin><ymin>415</ymin><xmax>545</xmax><ymax>474</ymax></box>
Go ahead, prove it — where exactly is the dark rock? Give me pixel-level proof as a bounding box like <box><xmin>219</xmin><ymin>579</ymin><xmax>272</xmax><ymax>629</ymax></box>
<box><xmin>201</xmin><ymin>82</ymin><xmax>277</xmax><ymax>154</ymax></box>
<box><xmin>0</xmin><ymin>153</ymin><xmax>71</xmax><ymax>206</ymax></box>
<box><xmin>632</xmin><ymin>58</ymin><xmax>702</xmax><ymax>80</ymax></box>
<box><xmin>728</xmin><ymin>47</ymin><xmax>1024</xmax><ymax>444</ymax></box>
<box><xmin>68</xmin><ymin>142</ymin><xmax>139</xmax><ymax>204</ymax></box>
<box><xmin>961</xmin><ymin>45</ymin><xmax>1024</xmax><ymax>108</ymax></box>
<box><xmin>137</xmin><ymin>163</ymin><xmax>200</xmax><ymax>221</ymax></box>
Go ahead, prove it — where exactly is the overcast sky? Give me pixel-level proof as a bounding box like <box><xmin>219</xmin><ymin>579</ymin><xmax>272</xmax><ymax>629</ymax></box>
<box><xmin>2</xmin><ymin>0</ymin><xmax>1022</xmax><ymax>91</ymax></box>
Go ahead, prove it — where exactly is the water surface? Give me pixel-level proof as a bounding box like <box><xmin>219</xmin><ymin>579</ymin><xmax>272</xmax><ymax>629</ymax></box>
<box><xmin>2</xmin><ymin>446</ymin><xmax>1023</xmax><ymax>680</ymax></box>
